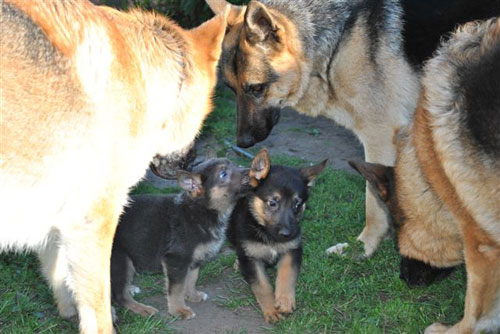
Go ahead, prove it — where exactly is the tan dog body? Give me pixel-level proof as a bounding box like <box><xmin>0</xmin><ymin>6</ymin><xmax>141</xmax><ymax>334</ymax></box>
<box><xmin>0</xmin><ymin>1</ymin><xmax>226</xmax><ymax>333</ymax></box>
<box><xmin>207</xmin><ymin>0</ymin><xmax>420</xmax><ymax>256</ymax></box>
<box><xmin>351</xmin><ymin>18</ymin><xmax>500</xmax><ymax>334</ymax></box>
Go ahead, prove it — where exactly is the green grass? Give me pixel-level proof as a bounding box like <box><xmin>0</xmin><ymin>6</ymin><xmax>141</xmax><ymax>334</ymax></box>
<box><xmin>0</xmin><ymin>90</ymin><xmax>466</xmax><ymax>333</ymax></box>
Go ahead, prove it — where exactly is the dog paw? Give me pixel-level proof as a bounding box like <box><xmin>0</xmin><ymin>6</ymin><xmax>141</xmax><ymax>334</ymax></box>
<box><xmin>172</xmin><ymin>307</ymin><xmax>196</xmax><ymax>320</ymax></box>
<box><xmin>58</xmin><ymin>304</ymin><xmax>78</xmax><ymax>320</ymax></box>
<box><xmin>263</xmin><ymin>308</ymin><xmax>284</xmax><ymax>323</ymax></box>
<box><xmin>186</xmin><ymin>290</ymin><xmax>208</xmax><ymax>303</ymax></box>
<box><xmin>424</xmin><ymin>323</ymin><xmax>449</xmax><ymax>334</ymax></box>
<box><xmin>275</xmin><ymin>295</ymin><xmax>295</xmax><ymax>314</ymax></box>
<box><xmin>135</xmin><ymin>304</ymin><xmax>159</xmax><ymax>317</ymax></box>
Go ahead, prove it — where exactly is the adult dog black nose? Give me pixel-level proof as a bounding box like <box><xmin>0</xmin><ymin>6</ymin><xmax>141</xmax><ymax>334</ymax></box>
<box><xmin>237</xmin><ymin>133</ymin><xmax>256</xmax><ymax>148</ymax></box>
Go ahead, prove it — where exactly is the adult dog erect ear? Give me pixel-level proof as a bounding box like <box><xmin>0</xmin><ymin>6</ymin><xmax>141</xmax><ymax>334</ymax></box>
<box><xmin>177</xmin><ymin>171</ymin><xmax>204</xmax><ymax>198</ymax></box>
<box><xmin>249</xmin><ymin>148</ymin><xmax>271</xmax><ymax>186</ymax></box>
<box><xmin>188</xmin><ymin>5</ymin><xmax>229</xmax><ymax>64</ymax></box>
<box><xmin>348</xmin><ymin>160</ymin><xmax>393</xmax><ymax>202</ymax></box>
<box><xmin>244</xmin><ymin>0</ymin><xmax>280</xmax><ymax>44</ymax></box>
<box><xmin>300</xmin><ymin>159</ymin><xmax>328</xmax><ymax>187</ymax></box>
<box><xmin>206</xmin><ymin>0</ymin><xmax>245</xmax><ymax>25</ymax></box>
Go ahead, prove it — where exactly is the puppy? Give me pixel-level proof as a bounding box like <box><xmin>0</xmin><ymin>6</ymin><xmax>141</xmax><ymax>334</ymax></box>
<box><xmin>111</xmin><ymin>156</ymin><xmax>266</xmax><ymax>320</ymax></box>
<box><xmin>228</xmin><ymin>149</ymin><xmax>327</xmax><ymax>323</ymax></box>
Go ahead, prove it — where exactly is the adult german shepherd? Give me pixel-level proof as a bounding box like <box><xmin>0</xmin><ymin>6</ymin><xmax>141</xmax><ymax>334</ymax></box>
<box><xmin>351</xmin><ymin>18</ymin><xmax>500</xmax><ymax>334</ymax></box>
<box><xmin>0</xmin><ymin>1</ymin><xmax>227</xmax><ymax>333</ymax></box>
<box><xmin>206</xmin><ymin>0</ymin><xmax>500</xmax><ymax>256</ymax></box>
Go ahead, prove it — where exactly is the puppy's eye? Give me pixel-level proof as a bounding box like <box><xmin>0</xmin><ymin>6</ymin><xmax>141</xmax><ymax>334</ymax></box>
<box><xmin>268</xmin><ymin>199</ymin><xmax>278</xmax><ymax>208</ymax></box>
<box><xmin>246</xmin><ymin>84</ymin><xmax>266</xmax><ymax>98</ymax></box>
<box><xmin>219</xmin><ymin>169</ymin><xmax>228</xmax><ymax>179</ymax></box>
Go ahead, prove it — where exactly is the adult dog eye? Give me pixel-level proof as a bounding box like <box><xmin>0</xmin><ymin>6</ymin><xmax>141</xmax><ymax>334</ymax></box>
<box><xmin>247</xmin><ymin>84</ymin><xmax>266</xmax><ymax>98</ymax></box>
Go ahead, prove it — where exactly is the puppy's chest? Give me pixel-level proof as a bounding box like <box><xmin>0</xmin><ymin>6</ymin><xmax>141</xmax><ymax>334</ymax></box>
<box><xmin>191</xmin><ymin>209</ymin><xmax>232</xmax><ymax>265</ymax></box>
<box><xmin>242</xmin><ymin>237</ymin><xmax>302</xmax><ymax>264</ymax></box>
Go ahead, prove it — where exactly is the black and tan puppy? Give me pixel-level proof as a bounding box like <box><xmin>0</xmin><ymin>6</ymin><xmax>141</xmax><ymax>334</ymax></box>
<box><xmin>229</xmin><ymin>149</ymin><xmax>327</xmax><ymax>323</ymax></box>
<box><xmin>111</xmin><ymin>157</ymin><xmax>259</xmax><ymax>320</ymax></box>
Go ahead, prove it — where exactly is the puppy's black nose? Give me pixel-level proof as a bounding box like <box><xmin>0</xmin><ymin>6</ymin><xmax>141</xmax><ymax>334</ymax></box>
<box><xmin>237</xmin><ymin>134</ymin><xmax>256</xmax><ymax>148</ymax></box>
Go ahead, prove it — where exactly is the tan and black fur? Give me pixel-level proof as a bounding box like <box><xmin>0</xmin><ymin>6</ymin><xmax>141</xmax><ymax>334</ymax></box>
<box><xmin>0</xmin><ymin>1</ymin><xmax>227</xmax><ymax>333</ymax></box>
<box><xmin>228</xmin><ymin>149</ymin><xmax>327</xmax><ymax>322</ymax></box>
<box><xmin>111</xmin><ymin>158</ymin><xmax>254</xmax><ymax>320</ymax></box>
<box><xmin>351</xmin><ymin>18</ymin><xmax>500</xmax><ymax>334</ymax></box>
<box><xmin>206</xmin><ymin>0</ymin><xmax>500</xmax><ymax>257</ymax></box>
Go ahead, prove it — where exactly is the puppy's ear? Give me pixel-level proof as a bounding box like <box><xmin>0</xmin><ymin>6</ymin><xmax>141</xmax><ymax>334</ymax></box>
<box><xmin>300</xmin><ymin>159</ymin><xmax>328</xmax><ymax>187</ymax></box>
<box><xmin>348</xmin><ymin>160</ymin><xmax>393</xmax><ymax>202</ymax></box>
<box><xmin>177</xmin><ymin>171</ymin><xmax>204</xmax><ymax>198</ymax></box>
<box><xmin>249</xmin><ymin>148</ymin><xmax>271</xmax><ymax>186</ymax></box>
<box><xmin>244</xmin><ymin>0</ymin><xmax>280</xmax><ymax>44</ymax></box>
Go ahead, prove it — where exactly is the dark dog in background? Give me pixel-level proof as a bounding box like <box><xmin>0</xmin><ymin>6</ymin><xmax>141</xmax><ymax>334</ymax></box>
<box><xmin>228</xmin><ymin>149</ymin><xmax>327</xmax><ymax>323</ymax></box>
<box><xmin>350</xmin><ymin>18</ymin><xmax>500</xmax><ymax>334</ymax></box>
<box><xmin>111</xmin><ymin>157</ymin><xmax>261</xmax><ymax>320</ymax></box>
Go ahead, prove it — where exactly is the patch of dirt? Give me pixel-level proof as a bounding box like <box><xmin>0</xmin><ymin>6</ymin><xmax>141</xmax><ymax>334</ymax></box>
<box><xmin>140</xmin><ymin>108</ymin><xmax>364</xmax><ymax>333</ymax></box>
<box><xmin>143</xmin><ymin>265</ymin><xmax>271</xmax><ymax>334</ymax></box>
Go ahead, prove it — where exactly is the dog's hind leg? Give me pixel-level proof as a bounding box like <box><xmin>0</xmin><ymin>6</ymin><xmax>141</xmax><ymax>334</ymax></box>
<box><xmin>38</xmin><ymin>230</ymin><xmax>77</xmax><ymax>320</ymax></box>
<box><xmin>425</xmin><ymin>225</ymin><xmax>500</xmax><ymax>334</ymax></box>
<box><xmin>274</xmin><ymin>249</ymin><xmax>301</xmax><ymax>314</ymax></box>
<box><xmin>111</xmin><ymin>248</ymin><xmax>158</xmax><ymax>317</ymax></box>
<box><xmin>185</xmin><ymin>266</ymin><xmax>208</xmax><ymax>302</ymax></box>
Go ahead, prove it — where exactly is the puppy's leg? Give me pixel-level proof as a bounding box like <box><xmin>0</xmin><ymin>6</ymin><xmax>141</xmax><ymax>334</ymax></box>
<box><xmin>38</xmin><ymin>230</ymin><xmax>77</xmax><ymax>320</ymax></box>
<box><xmin>62</xmin><ymin>199</ymin><xmax>122</xmax><ymax>334</ymax></box>
<box><xmin>425</xmin><ymin>227</ymin><xmax>500</xmax><ymax>334</ymax></box>
<box><xmin>238</xmin><ymin>254</ymin><xmax>281</xmax><ymax>323</ymax></box>
<box><xmin>111</xmin><ymin>249</ymin><xmax>158</xmax><ymax>317</ymax></box>
<box><xmin>357</xmin><ymin>139</ymin><xmax>395</xmax><ymax>257</ymax></box>
<box><xmin>185</xmin><ymin>266</ymin><xmax>208</xmax><ymax>303</ymax></box>
<box><xmin>275</xmin><ymin>248</ymin><xmax>302</xmax><ymax>314</ymax></box>
<box><xmin>162</xmin><ymin>259</ymin><xmax>195</xmax><ymax>320</ymax></box>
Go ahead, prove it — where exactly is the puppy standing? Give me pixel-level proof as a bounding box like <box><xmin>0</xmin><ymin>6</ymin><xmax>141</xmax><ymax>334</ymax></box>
<box><xmin>229</xmin><ymin>149</ymin><xmax>327</xmax><ymax>322</ymax></box>
<box><xmin>0</xmin><ymin>1</ymin><xmax>228</xmax><ymax>333</ymax></box>
<box><xmin>350</xmin><ymin>18</ymin><xmax>500</xmax><ymax>334</ymax></box>
<box><xmin>111</xmin><ymin>157</ymin><xmax>262</xmax><ymax>320</ymax></box>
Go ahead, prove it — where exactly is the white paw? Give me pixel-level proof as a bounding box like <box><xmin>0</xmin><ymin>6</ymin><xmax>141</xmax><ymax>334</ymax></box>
<box><xmin>326</xmin><ymin>243</ymin><xmax>349</xmax><ymax>256</ymax></box>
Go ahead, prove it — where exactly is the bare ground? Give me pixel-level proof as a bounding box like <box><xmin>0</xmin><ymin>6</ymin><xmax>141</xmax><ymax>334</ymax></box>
<box><xmin>140</xmin><ymin>109</ymin><xmax>364</xmax><ymax>334</ymax></box>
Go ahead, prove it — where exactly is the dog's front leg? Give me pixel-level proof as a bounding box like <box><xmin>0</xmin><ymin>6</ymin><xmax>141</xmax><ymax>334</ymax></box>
<box><xmin>62</xmin><ymin>202</ymin><xmax>120</xmax><ymax>334</ymax></box>
<box><xmin>425</xmin><ymin>228</ymin><xmax>500</xmax><ymax>334</ymax></box>
<box><xmin>240</xmin><ymin>256</ymin><xmax>282</xmax><ymax>323</ymax></box>
<box><xmin>275</xmin><ymin>248</ymin><xmax>302</xmax><ymax>314</ymax></box>
<box><xmin>357</xmin><ymin>141</ymin><xmax>396</xmax><ymax>257</ymax></box>
<box><xmin>38</xmin><ymin>230</ymin><xmax>77</xmax><ymax>320</ymax></box>
<box><xmin>185</xmin><ymin>266</ymin><xmax>208</xmax><ymax>302</ymax></box>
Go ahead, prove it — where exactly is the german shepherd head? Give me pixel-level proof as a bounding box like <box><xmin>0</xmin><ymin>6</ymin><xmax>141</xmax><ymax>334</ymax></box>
<box><xmin>248</xmin><ymin>150</ymin><xmax>328</xmax><ymax>241</ymax></box>
<box><xmin>348</xmin><ymin>159</ymin><xmax>458</xmax><ymax>287</ymax></box>
<box><xmin>206</xmin><ymin>0</ymin><xmax>311</xmax><ymax>147</ymax></box>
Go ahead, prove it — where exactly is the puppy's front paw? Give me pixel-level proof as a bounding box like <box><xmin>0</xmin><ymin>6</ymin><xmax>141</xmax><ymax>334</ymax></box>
<box><xmin>171</xmin><ymin>307</ymin><xmax>196</xmax><ymax>320</ymax></box>
<box><xmin>263</xmin><ymin>307</ymin><xmax>284</xmax><ymax>323</ymax></box>
<box><xmin>424</xmin><ymin>323</ymin><xmax>449</xmax><ymax>334</ymax></box>
<box><xmin>275</xmin><ymin>294</ymin><xmax>295</xmax><ymax>314</ymax></box>
<box><xmin>186</xmin><ymin>290</ymin><xmax>208</xmax><ymax>303</ymax></box>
